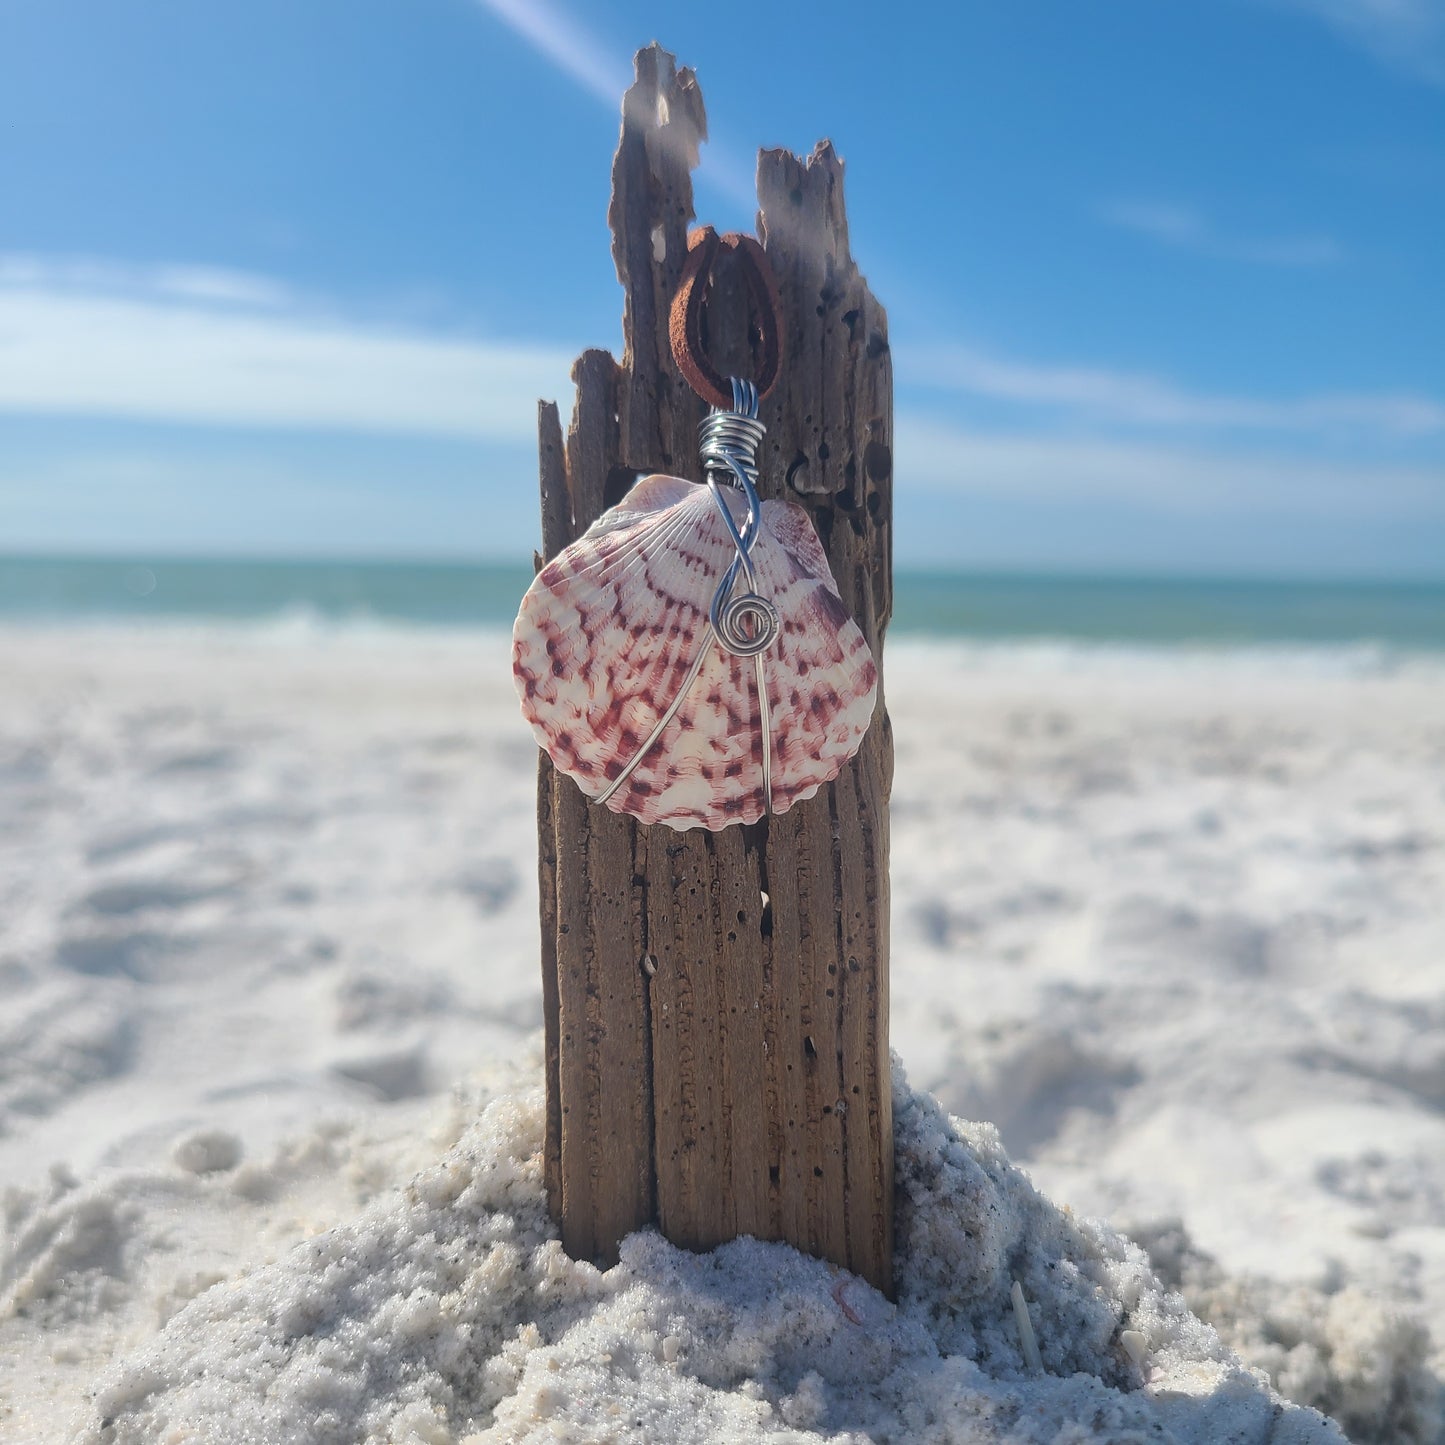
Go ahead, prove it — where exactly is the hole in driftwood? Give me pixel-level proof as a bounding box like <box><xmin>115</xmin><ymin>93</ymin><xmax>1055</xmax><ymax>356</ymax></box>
<box><xmin>759</xmin><ymin>891</ymin><xmax>773</xmax><ymax>938</ymax></box>
<box><xmin>804</xmin><ymin>1034</ymin><xmax>818</xmax><ymax>1059</ymax></box>
<box><xmin>604</xmin><ymin>466</ymin><xmax>643</xmax><ymax>509</ymax></box>
<box><xmin>864</xmin><ymin>439</ymin><xmax>892</xmax><ymax>483</ymax></box>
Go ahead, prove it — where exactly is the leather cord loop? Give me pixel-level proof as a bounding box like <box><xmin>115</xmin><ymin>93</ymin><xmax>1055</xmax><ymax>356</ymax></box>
<box><xmin>669</xmin><ymin>226</ymin><xmax>783</xmax><ymax>409</ymax></box>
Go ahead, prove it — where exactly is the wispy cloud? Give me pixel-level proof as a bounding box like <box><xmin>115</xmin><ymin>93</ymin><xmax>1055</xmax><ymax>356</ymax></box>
<box><xmin>0</xmin><ymin>258</ymin><xmax>576</xmax><ymax>440</ymax></box>
<box><xmin>902</xmin><ymin>343</ymin><xmax>1445</xmax><ymax>440</ymax></box>
<box><xmin>897</xmin><ymin>417</ymin><xmax>1445</xmax><ymax>517</ymax></box>
<box><xmin>1099</xmin><ymin>201</ymin><xmax>1343</xmax><ymax>267</ymax></box>
<box><xmin>1267</xmin><ymin>0</ymin><xmax>1445</xmax><ymax>84</ymax></box>
<box><xmin>0</xmin><ymin>253</ymin><xmax>294</xmax><ymax>308</ymax></box>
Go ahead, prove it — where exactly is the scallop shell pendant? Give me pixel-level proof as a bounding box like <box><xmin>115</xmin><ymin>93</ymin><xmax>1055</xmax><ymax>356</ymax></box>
<box><xmin>513</xmin><ymin>473</ymin><xmax>878</xmax><ymax>831</ymax></box>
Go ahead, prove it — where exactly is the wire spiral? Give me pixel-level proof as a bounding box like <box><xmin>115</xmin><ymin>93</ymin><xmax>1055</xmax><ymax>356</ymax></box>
<box><xmin>701</xmin><ymin>379</ymin><xmax>780</xmax><ymax>658</ymax></box>
<box><xmin>595</xmin><ymin>378</ymin><xmax>781</xmax><ymax>814</ymax></box>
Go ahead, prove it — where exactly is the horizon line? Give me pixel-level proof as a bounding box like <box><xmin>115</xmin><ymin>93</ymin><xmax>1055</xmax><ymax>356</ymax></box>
<box><xmin>3</xmin><ymin>547</ymin><xmax>1443</xmax><ymax>591</ymax></box>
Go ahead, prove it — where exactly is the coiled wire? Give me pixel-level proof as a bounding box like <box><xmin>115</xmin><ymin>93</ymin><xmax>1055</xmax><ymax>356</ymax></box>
<box><xmin>701</xmin><ymin>378</ymin><xmax>780</xmax><ymax>658</ymax></box>
<box><xmin>595</xmin><ymin>378</ymin><xmax>779</xmax><ymax>814</ymax></box>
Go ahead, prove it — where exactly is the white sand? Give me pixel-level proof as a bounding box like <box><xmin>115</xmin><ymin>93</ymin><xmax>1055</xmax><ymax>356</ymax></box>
<box><xmin>2</xmin><ymin>623</ymin><xmax>1443</xmax><ymax>1442</ymax></box>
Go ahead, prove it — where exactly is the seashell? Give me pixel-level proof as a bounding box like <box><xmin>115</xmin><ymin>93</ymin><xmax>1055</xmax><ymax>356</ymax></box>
<box><xmin>513</xmin><ymin>473</ymin><xmax>878</xmax><ymax>831</ymax></box>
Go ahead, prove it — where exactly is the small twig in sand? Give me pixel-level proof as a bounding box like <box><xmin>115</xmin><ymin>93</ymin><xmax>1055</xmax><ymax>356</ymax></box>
<box><xmin>1011</xmin><ymin>1279</ymin><xmax>1043</xmax><ymax>1372</ymax></box>
<box><xmin>832</xmin><ymin>1277</ymin><xmax>864</xmax><ymax>1326</ymax></box>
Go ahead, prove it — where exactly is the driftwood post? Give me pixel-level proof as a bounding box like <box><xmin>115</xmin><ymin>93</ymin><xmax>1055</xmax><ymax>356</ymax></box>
<box><xmin>534</xmin><ymin>44</ymin><xmax>894</xmax><ymax>1294</ymax></box>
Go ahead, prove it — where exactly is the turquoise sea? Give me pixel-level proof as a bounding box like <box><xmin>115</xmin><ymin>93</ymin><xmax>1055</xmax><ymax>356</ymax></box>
<box><xmin>2</xmin><ymin>554</ymin><xmax>1443</xmax><ymax>650</ymax></box>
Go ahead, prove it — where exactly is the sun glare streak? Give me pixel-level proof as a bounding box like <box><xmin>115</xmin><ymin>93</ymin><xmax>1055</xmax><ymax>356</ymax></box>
<box><xmin>473</xmin><ymin>0</ymin><xmax>631</xmax><ymax>107</ymax></box>
<box><xmin>473</xmin><ymin>0</ymin><xmax>757</xmax><ymax>214</ymax></box>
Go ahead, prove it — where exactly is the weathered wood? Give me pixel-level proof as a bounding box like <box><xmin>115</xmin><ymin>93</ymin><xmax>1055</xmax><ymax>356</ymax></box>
<box><xmin>539</xmin><ymin>351</ymin><xmax>655</xmax><ymax>1267</ymax></box>
<box><xmin>536</xmin><ymin>400</ymin><xmax>566</xmax><ymax>1221</ymax></box>
<box><xmin>535</xmin><ymin>44</ymin><xmax>893</xmax><ymax>1292</ymax></box>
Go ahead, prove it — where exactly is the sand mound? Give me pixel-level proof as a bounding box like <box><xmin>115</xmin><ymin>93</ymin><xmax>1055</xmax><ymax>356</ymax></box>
<box><xmin>1129</xmin><ymin>1218</ymin><xmax>1444</xmax><ymax>1444</ymax></box>
<box><xmin>60</xmin><ymin>1065</ymin><xmax>1346</xmax><ymax>1445</ymax></box>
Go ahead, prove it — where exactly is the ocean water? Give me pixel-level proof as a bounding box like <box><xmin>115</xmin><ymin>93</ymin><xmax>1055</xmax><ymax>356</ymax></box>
<box><xmin>2</xmin><ymin>553</ymin><xmax>1443</xmax><ymax>650</ymax></box>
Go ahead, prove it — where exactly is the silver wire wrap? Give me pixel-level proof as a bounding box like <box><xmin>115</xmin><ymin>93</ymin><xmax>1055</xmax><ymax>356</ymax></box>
<box><xmin>594</xmin><ymin>376</ymin><xmax>778</xmax><ymax>816</ymax></box>
<box><xmin>703</xmin><ymin>377</ymin><xmax>775</xmax><ymax>814</ymax></box>
<box><xmin>701</xmin><ymin>378</ymin><xmax>780</xmax><ymax>658</ymax></box>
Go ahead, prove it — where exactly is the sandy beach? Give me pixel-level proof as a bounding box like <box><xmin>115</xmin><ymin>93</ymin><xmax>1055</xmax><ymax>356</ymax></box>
<box><xmin>2</xmin><ymin>622</ymin><xmax>1442</xmax><ymax>1441</ymax></box>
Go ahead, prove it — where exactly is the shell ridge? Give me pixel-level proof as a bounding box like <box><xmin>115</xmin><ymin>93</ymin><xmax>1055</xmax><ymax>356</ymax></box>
<box><xmin>611</xmin><ymin>585</ymin><xmax>709</xmax><ymax>713</ymax></box>
<box><xmin>556</xmin><ymin>492</ymin><xmax>705</xmax><ymax>584</ymax></box>
<box><xmin>746</xmin><ymin>524</ymin><xmax>879</xmax><ymax>810</ymax></box>
<box><xmin>589</xmin><ymin>490</ymin><xmax>718</xmax><ymax>592</ymax></box>
<box><xmin>609</xmin><ymin>636</ymin><xmax>761</xmax><ymax>827</ymax></box>
<box><xmin>599</xmin><ymin>625</ymin><xmax>720</xmax><ymax>813</ymax></box>
<box><xmin>587</xmin><ymin>473</ymin><xmax>699</xmax><ymax>535</ymax></box>
<box><xmin>580</xmin><ymin>502</ymin><xmax>701</xmax><ymax>592</ymax></box>
<box><xmin>760</xmin><ymin>498</ymin><xmax>845</xmax><ymax>600</ymax></box>
<box><xmin>534</xmin><ymin>515</ymin><xmax>723</xmax><ymax>800</ymax></box>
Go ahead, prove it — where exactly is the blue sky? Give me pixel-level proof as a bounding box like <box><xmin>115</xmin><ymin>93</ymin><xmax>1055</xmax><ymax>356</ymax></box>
<box><xmin>1</xmin><ymin>0</ymin><xmax>1442</xmax><ymax>575</ymax></box>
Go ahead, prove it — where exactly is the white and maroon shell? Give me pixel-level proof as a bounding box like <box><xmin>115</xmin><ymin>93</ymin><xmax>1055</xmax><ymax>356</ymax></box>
<box><xmin>513</xmin><ymin>473</ymin><xmax>878</xmax><ymax>831</ymax></box>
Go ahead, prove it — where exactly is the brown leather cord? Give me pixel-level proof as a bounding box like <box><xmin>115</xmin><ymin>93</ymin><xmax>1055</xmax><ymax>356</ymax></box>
<box><xmin>669</xmin><ymin>226</ymin><xmax>783</xmax><ymax>409</ymax></box>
